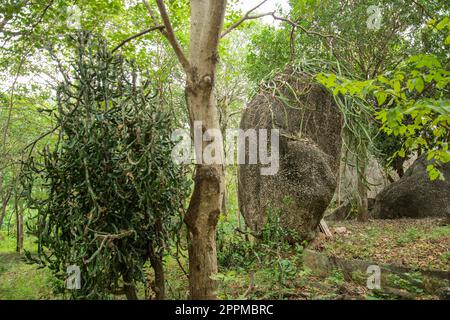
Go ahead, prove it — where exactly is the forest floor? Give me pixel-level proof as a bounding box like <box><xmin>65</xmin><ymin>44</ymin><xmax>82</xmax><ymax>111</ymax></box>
<box><xmin>0</xmin><ymin>218</ymin><xmax>448</xmax><ymax>300</ymax></box>
<box><xmin>313</xmin><ymin>218</ymin><xmax>449</xmax><ymax>271</ymax></box>
<box><xmin>0</xmin><ymin>234</ymin><xmax>54</xmax><ymax>299</ymax></box>
<box><xmin>209</xmin><ymin>219</ymin><xmax>449</xmax><ymax>300</ymax></box>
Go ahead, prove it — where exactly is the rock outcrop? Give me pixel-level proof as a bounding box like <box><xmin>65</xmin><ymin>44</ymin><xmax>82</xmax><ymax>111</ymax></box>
<box><xmin>238</xmin><ymin>71</ymin><xmax>342</xmax><ymax>241</ymax></box>
<box><xmin>371</xmin><ymin>156</ymin><xmax>450</xmax><ymax>219</ymax></box>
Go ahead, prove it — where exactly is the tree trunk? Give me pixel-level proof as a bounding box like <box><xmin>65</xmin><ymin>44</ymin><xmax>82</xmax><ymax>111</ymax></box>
<box><xmin>182</xmin><ymin>0</ymin><xmax>227</xmax><ymax>300</ymax></box>
<box><xmin>149</xmin><ymin>239</ymin><xmax>165</xmax><ymax>300</ymax></box>
<box><xmin>336</xmin><ymin>162</ymin><xmax>342</xmax><ymax>206</ymax></box>
<box><xmin>357</xmin><ymin>158</ymin><xmax>369</xmax><ymax>222</ymax></box>
<box><xmin>123</xmin><ymin>272</ymin><xmax>138</xmax><ymax>300</ymax></box>
<box><xmin>155</xmin><ymin>0</ymin><xmax>227</xmax><ymax>299</ymax></box>
<box><xmin>185</xmin><ymin>165</ymin><xmax>224</xmax><ymax>299</ymax></box>
<box><xmin>0</xmin><ymin>191</ymin><xmax>12</xmax><ymax>228</ymax></box>
<box><xmin>184</xmin><ymin>88</ymin><xmax>225</xmax><ymax>299</ymax></box>
<box><xmin>392</xmin><ymin>156</ymin><xmax>405</xmax><ymax>178</ymax></box>
<box><xmin>222</xmin><ymin>187</ymin><xmax>229</xmax><ymax>216</ymax></box>
<box><xmin>15</xmin><ymin>199</ymin><xmax>23</xmax><ymax>253</ymax></box>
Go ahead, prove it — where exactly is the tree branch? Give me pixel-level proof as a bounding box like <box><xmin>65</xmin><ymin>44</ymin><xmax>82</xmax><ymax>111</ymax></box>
<box><xmin>155</xmin><ymin>0</ymin><xmax>190</xmax><ymax>72</ymax></box>
<box><xmin>411</xmin><ymin>0</ymin><xmax>434</xmax><ymax>21</ymax></box>
<box><xmin>246</xmin><ymin>0</ymin><xmax>269</xmax><ymax>13</ymax></box>
<box><xmin>29</xmin><ymin>0</ymin><xmax>54</xmax><ymax>32</ymax></box>
<box><xmin>23</xmin><ymin>91</ymin><xmax>83</xmax><ymax>152</ymax></box>
<box><xmin>221</xmin><ymin>12</ymin><xmax>273</xmax><ymax>38</ymax></box>
<box><xmin>221</xmin><ymin>0</ymin><xmax>271</xmax><ymax>38</ymax></box>
<box><xmin>271</xmin><ymin>13</ymin><xmax>350</xmax><ymax>44</ymax></box>
<box><xmin>219</xmin><ymin>2</ymin><xmax>349</xmax><ymax>46</ymax></box>
<box><xmin>3</xmin><ymin>0</ymin><xmax>54</xmax><ymax>37</ymax></box>
<box><xmin>0</xmin><ymin>0</ymin><xmax>31</xmax><ymax>34</ymax></box>
<box><xmin>2</xmin><ymin>54</ymin><xmax>27</xmax><ymax>156</ymax></box>
<box><xmin>203</xmin><ymin>0</ymin><xmax>228</xmax><ymax>61</ymax></box>
<box><xmin>112</xmin><ymin>25</ymin><xmax>165</xmax><ymax>53</ymax></box>
<box><xmin>142</xmin><ymin>0</ymin><xmax>168</xmax><ymax>36</ymax></box>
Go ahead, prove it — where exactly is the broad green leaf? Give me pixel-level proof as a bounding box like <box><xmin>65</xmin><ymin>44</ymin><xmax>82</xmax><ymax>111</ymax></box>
<box><xmin>436</xmin><ymin>17</ymin><xmax>449</xmax><ymax>31</ymax></box>
<box><xmin>414</xmin><ymin>77</ymin><xmax>424</xmax><ymax>93</ymax></box>
<box><xmin>376</xmin><ymin>91</ymin><xmax>387</xmax><ymax>105</ymax></box>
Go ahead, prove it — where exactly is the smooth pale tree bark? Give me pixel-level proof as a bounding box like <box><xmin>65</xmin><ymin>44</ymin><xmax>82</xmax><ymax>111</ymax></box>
<box><xmin>184</xmin><ymin>0</ymin><xmax>227</xmax><ymax>300</ymax></box>
<box><xmin>154</xmin><ymin>0</ymin><xmax>227</xmax><ymax>299</ymax></box>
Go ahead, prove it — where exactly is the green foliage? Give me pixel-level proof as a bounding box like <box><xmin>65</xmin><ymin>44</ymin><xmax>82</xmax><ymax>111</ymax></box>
<box><xmin>426</xmin><ymin>225</ymin><xmax>450</xmax><ymax>240</ymax></box>
<box><xmin>396</xmin><ymin>228</ymin><xmax>421</xmax><ymax>245</ymax></box>
<box><xmin>217</xmin><ymin>219</ymin><xmax>253</xmax><ymax>269</ymax></box>
<box><xmin>317</xmin><ymin>24</ymin><xmax>450</xmax><ymax>179</ymax></box>
<box><xmin>0</xmin><ymin>230</ymin><xmax>36</xmax><ymax>253</ymax></box>
<box><xmin>1</xmin><ymin>0</ymin><xmax>450</xmax><ymax>301</ymax></box>
<box><xmin>387</xmin><ymin>272</ymin><xmax>424</xmax><ymax>295</ymax></box>
<box><xmin>441</xmin><ymin>252</ymin><xmax>450</xmax><ymax>264</ymax></box>
<box><xmin>261</xmin><ymin>204</ymin><xmax>300</xmax><ymax>245</ymax></box>
<box><xmin>20</xmin><ymin>34</ymin><xmax>190</xmax><ymax>299</ymax></box>
<box><xmin>216</xmin><ymin>196</ymin><xmax>306</xmax><ymax>299</ymax></box>
<box><xmin>210</xmin><ymin>270</ymin><xmax>240</xmax><ymax>300</ymax></box>
<box><xmin>0</xmin><ymin>252</ymin><xmax>55</xmax><ymax>300</ymax></box>
<box><xmin>245</xmin><ymin>25</ymin><xmax>292</xmax><ymax>84</ymax></box>
<box><xmin>326</xmin><ymin>269</ymin><xmax>345</xmax><ymax>286</ymax></box>
<box><xmin>245</xmin><ymin>0</ymin><xmax>450</xmax><ymax>178</ymax></box>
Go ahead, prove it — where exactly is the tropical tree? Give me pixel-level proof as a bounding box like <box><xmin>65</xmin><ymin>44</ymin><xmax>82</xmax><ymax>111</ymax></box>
<box><xmin>22</xmin><ymin>34</ymin><xmax>190</xmax><ymax>299</ymax></box>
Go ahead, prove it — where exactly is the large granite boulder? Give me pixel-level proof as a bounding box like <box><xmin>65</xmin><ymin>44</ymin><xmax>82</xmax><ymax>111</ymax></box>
<box><xmin>371</xmin><ymin>156</ymin><xmax>450</xmax><ymax>219</ymax></box>
<box><xmin>238</xmin><ymin>71</ymin><xmax>342</xmax><ymax>241</ymax></box>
